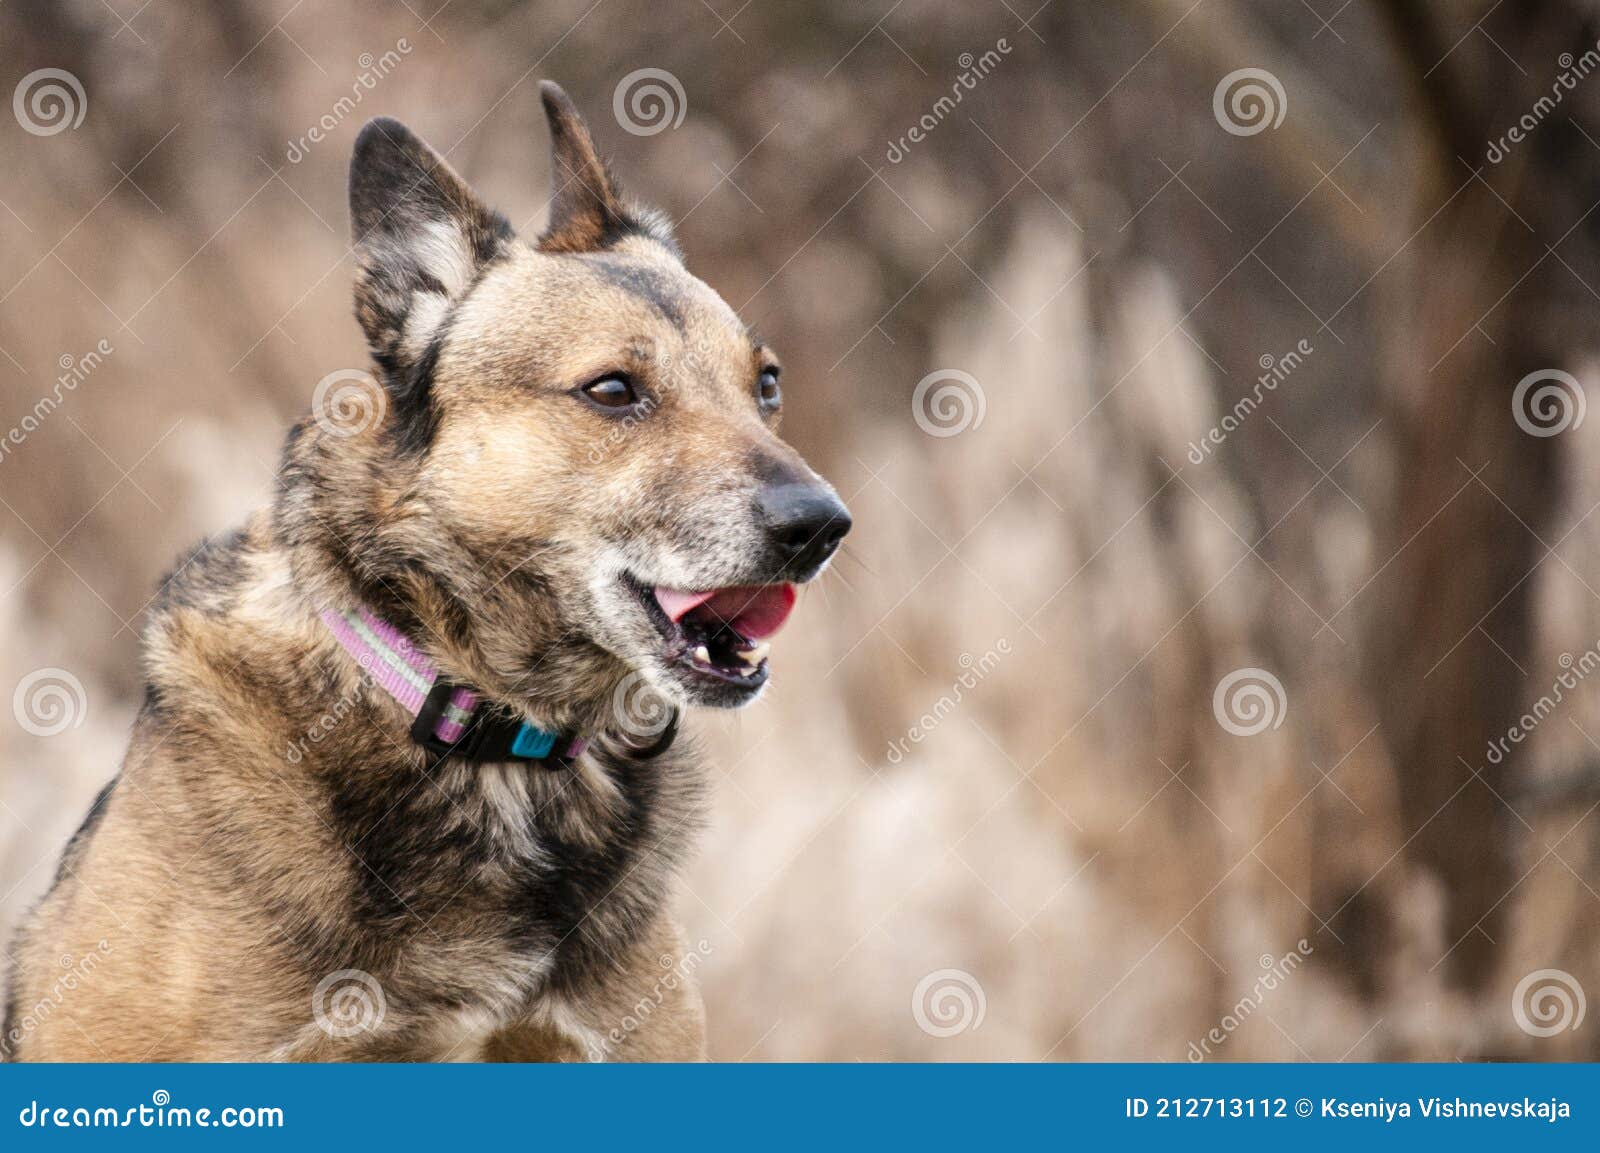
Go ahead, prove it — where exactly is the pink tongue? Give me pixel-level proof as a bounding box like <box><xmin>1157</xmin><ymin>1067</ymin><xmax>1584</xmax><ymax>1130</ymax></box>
<box><xmin>654</xmin><ymin>584</ymin><xmax>797</xmax><ymax>640</ymax></box>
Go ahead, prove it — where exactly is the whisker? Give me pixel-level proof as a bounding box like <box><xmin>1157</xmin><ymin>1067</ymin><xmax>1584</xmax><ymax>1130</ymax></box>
<box><xmin>835</xmin><ymin>542</ymin><xmax>873</xmax><ymax>577</ymax></box>
<box><xmin>822</xmin><ymin>564</ymin><xmax>855</xmax><ymax>595</ymax></box>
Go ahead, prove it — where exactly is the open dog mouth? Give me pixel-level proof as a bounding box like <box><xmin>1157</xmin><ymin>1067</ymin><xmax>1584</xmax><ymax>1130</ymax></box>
<box><xmin>625</xmin><ymin>574</ymin><xmax>797</xmax><ymax>688</ymax></box>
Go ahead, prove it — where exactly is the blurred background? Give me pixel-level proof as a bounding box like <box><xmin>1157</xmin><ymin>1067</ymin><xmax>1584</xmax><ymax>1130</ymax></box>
<box><xmin>4</xmin><ymin>0</ymin><xmax>1600</xmax><ymax>1060</ymax></box>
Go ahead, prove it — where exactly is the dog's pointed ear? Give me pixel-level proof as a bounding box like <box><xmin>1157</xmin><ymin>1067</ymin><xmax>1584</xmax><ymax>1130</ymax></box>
<box><xmin>348</xmin><ymin>117</ymin><xmax>513</xmax><ymax>375</ymax></box>
<box><xmin>537</xmin><ymin>80</ymin><xmax>676</xmax><ymax>256</ymax></box>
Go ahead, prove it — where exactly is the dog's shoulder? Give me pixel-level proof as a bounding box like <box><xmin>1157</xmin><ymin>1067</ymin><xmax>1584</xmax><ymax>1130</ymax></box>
<box><xmin>148</xmin><ymin>519</ymin><xmax>259</xmax><ymax>621</ymax></box>
<box><xmin>140</xmin><ymin>514</ymin><xmax>327</xmax><ymax>717</ymax></box>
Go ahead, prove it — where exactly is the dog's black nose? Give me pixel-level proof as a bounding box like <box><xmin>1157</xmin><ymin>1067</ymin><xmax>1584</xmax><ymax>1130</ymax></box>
<box><xmin>758</xmin><ymin>483</ymin><xmax>852</xmax><ymax>574</ymax></box>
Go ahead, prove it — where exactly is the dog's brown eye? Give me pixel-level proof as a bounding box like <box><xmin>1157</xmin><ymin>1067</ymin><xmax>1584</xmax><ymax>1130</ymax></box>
<box><xmin>757</xmin><ymin>368</ymin><xmax>781</xmax><ymax>411</ymax></box>
<box><xmin>583</xmin><ymin>374</ymin><xmax>637</xmax><ymax>409</ymax></box>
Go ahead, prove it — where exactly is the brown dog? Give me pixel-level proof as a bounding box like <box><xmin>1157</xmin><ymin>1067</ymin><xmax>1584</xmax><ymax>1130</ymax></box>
<box><xmin>2</xmin><ymin>82</ymin><xmax>849</xmax><ymax>1061</ymax></box>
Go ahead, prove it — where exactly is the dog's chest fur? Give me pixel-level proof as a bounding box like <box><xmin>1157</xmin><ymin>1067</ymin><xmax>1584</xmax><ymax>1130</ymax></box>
<box><xmin>315</xmin><ymin>737</ymin><xmax>697</xmax><ymax>985</ymax></box>
<box><xmin>317</xmin><ymin>750</ymin><xmax>697</xmax><ymax>1052</ymax></box>
<box><xmin>131</xmin><ymin>526</ymin><xmax>705</xmax><ymax>1057</ymax></box>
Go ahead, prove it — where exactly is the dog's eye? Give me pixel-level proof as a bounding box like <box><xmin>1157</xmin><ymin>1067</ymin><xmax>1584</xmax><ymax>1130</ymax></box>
<box><xmin>582</xmin><ymin>374</ymin><xmax>638</xmax><ymax>409</ymax></box>
<box><xmin>757</xmin><ymin>368</ymin><xmax>782</xmax><ymax>412</ymax></box>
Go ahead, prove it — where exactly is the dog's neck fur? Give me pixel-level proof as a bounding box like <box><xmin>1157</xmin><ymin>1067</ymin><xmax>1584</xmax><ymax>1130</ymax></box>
<box><xmin>271</xmin><ymin>413</ymin><xmax>621</xmax><ymax>737</ymax></box>
<box><xmin>134</xmin><ymin>449</ymin><xmax>706</xmax><ymax>1020</ymax></box>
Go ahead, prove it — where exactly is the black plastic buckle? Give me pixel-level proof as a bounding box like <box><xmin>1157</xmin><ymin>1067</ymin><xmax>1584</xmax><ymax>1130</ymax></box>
<box><xmin>410</xmin><ymin>680</ymin><xmax>580</xmax><ymax>769</ymax></box>
<box><xmin>410</xmin><ymin>679</ymin><xmax>484</xmax><ymax>761</ymax></box>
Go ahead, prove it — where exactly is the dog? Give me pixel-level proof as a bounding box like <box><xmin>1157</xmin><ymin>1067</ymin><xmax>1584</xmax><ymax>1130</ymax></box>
<box><xmin>2</xmin><ymin>82</ymin><xmax>849</xmax><ymax>1061</ymax></box>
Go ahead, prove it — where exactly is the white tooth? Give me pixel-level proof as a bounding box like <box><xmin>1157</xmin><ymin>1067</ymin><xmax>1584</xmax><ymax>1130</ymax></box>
<box><xmin>740</xmin><ymin>642</ymin><xmax>771</xmax><ymax>666</ymax></box>
<box><xmin>692</xmin><ymin>645</ymin><xmax>711</xmax><ymax>664</ymax></box>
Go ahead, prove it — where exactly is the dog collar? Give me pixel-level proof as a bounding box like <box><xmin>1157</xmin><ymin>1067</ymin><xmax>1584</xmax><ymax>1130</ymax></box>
<box><xmin>319</xmin><ymin>605</ymin><xmax>589</xmax><ymax>767</ymax></box>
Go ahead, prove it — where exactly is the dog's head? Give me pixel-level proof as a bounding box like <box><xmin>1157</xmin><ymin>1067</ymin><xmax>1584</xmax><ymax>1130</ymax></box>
<box><xmin>326</xmin><ymin>83</ymin><xmax>848</xmax><ymax>720</ymax></box>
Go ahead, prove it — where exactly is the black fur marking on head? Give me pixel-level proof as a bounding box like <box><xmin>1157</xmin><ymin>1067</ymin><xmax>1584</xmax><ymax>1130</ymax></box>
<box><xmin>594</xmin><ymin>210</ymin><xmax>682</xmax><ymax>260</ymax></box>
<box><xmin>389</xmin><ymin>315</ymin><xmax>448</xmax><ymax>457</ymax></box>
<box><xmin>380</xmin><ymin>253</ymin><xmax>508</xmax><ymax>458</ymax></box>
<box><xmin>583</xmin><ymin>257</ymin><xmax>688</xmax><ymax>332</ymax></box>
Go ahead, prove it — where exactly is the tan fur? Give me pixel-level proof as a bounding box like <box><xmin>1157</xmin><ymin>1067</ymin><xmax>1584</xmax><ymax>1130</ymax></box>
<box><xmin>3</xmin><ymin>84</ymin><xmax>846</xmax><ymax>1062</ymax></box>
